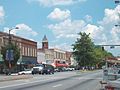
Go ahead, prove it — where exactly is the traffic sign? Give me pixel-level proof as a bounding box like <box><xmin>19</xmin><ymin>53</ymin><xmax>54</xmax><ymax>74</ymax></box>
<box><xmin>6</xmin><ymin>49</ymin><xmax>14</xmax><ymax>61</ymax></box>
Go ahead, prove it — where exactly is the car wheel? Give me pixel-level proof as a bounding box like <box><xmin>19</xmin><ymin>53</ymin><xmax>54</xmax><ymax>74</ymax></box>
<box><xmin>22</xmin><ymin>73</ymin><xmax>25</xmax><ymax>75</ymax></box>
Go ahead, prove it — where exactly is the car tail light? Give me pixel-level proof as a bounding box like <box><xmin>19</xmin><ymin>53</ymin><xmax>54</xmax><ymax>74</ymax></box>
<box><xmin>105</xmin><ymin>86</ymin><xmax>114</xmax><ymax>90</ymax></box>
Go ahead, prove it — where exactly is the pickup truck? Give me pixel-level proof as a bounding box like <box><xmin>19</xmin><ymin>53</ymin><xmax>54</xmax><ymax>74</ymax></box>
<box><xmin>32</xmin><ymin>64</ymin><xmax>44</xmax><ymax>74</ymax></box>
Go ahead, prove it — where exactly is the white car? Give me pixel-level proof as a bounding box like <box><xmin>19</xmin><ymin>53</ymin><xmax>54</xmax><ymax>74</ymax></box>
<box><xmin>18</xmin><ymin>69</ymin><xmax>32</xmax><ymax>75</ymax></box>
<box><xmin>67</xmin><ymin>67</ymin><xmax>75</xmax><ymax>71</ymax></box>
<box><xmin>105</xmin><ymin>78</ymin><xmax>120</xmax><ymax>90</ymax></box>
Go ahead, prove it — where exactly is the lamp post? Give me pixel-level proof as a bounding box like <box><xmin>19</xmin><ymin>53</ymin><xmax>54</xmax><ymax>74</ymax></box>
<box><xmin>7</xmin><ymin>27</ymin><xmax>19</xmax><ymax>75</ymax></box>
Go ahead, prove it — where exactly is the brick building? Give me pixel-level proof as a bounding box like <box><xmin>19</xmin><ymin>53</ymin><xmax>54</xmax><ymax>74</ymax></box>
<box><xmin>0</xmin><ymin>31</ymin><xmax>37</xmax><ymax>72</ymax></box>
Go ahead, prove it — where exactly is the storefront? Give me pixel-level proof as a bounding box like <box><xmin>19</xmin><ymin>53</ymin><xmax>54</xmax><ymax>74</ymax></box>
<box><xmin>0</xmin><ymin>54</ymin><xmax>4</xmax><ymax>74</ymax></box>
<box><xmin>20</xmin><ymin>56</ymin><xmax>37</xmax><ymax>69</ymax></box>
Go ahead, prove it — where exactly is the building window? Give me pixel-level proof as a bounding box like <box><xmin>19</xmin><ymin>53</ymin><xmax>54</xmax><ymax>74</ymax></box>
<box><xmin>31</xmin><ymin>48</ymin><xmax>34</xmax><ymax>56</ymax></box>
<box><xmin>22</xmin><ymin>46</ymin><xmax>24</xmax><ymax>55</ymax></box>
<box><xmin>32</xmin><ymin>48</ymin><xmax>34</xmax><ymax>57</ymax></box>
<box><xmin>34</xmin><ymin>48</ymin><xmax>36</xmax><ymax>57</ymax></box>
<box><xmin>28</xmin><ymin>47</ymin><xmax>29</xmax><ymax>56</ymax></box>
<box><xmin>25</xmin><ymin>47</ymin><xmax>27</xmax><ymax>56</ymax></box>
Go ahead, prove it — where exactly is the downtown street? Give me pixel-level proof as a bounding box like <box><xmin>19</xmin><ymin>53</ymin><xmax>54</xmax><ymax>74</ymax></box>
<box><xmin>0</xmin><ymin>70</ymin><xmax>102</xmax><ymax>90</ymax></box>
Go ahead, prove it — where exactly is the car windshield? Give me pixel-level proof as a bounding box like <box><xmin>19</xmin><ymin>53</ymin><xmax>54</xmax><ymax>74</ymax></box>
<box><xmin>35</xmin><ymin>64</ymin><xmax>44</xmax><ymax>67</ymax></box>
<box><xmin>24</xmin><ymin>69</ymin><xmax>31</xmax><ymax>71</ymax></box>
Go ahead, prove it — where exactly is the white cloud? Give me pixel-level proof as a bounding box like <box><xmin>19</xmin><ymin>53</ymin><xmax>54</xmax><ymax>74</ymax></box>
<box><xmin>4</xmin><ymin>24</ymin><xmax>38</xmax><ymax>41</ymax></box>
<box><xmin>48</xmin><ymin>8</ymin><xmax>71</xmax><ymax>21</ymax></box>
<box><xmin>48</xmin><ymin>19</ymin><xmax>86</xmax><ymax>38</ymax></box>
<box><xmin>46</xmin><ymin>4</ymin><xmax>120</xmax><ymax>55</ymax></box>
<box><xmin>84</xmin><ymin>24</ymin><xmax>105</xmax><ymax>41</ymax></box>
<box><xmin>84</xmin><ymin>15</ymin><xmax>92</xmax><ymax>23</ymax></box>
<box><xmin>98</xmin><ymin>5</ymin><xmax>120</xmax><ymax>45</ymax></box>
<box><xmin>53</xmin><ymin>43</ymin><xmax>73</xmax><ymax>51</ymax></box>
<box><xmin>48</xmin><ymin>18</ymin><xmax>105</xmax><ymax>43</ymax></box>
<box><xmin>111</xmin><ymin>26</ymin><xmax>120</xmax><ymax>42</ymax></box>
<box><xmin>0</xmin><ymin>6</ymin><xmax>5</xmax><ymax>24</ymax></box>
<box><xmin>99</xmin><ymin>8</ymin><xmax>117</xmax><ymax>26</ymax></box>
<box><xmin>27</xmin><ymin>0</ymin><xmax>86</xmax><ymax>7</ymax></box>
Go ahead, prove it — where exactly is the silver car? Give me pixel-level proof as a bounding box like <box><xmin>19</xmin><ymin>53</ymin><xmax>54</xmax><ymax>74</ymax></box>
<box><xmin>18</xmin><ymin>69</ymin><xmax>32</xmax><ymax>75</ymax></box>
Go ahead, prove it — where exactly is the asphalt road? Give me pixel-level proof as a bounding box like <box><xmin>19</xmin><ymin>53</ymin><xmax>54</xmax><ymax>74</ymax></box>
<box><xmin>0</xmin><ymin>70</ymin><xmax>103</xmax><ymax>90</ymax></box>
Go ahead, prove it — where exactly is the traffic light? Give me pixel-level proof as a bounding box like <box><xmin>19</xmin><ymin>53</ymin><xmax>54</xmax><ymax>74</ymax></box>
<box><xmin>102</xmin><ymin>46</ymin><xmax>104</xmax><ymax>51</ymax></box>
<box><xmin>110</xmin><ymin>46</ymin><xmax>115</xmax><ymax>49</ymax></box>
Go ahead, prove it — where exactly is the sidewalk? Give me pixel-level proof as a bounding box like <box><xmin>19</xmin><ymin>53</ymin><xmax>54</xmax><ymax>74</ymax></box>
<box><xmin>0</xmin><ymin>74</ymin><xmax>33</xmax><ymax>82</ymax></box>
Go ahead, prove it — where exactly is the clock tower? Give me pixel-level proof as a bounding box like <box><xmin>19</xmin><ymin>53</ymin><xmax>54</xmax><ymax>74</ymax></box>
<box><xmin>42</xmin><ymin>35</ymin><xmax>48</xmax><ymax>50</ymax></box>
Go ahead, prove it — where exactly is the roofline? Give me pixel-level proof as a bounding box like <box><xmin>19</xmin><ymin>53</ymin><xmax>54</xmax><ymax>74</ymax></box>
<box><xmin>0</xmin><ymin>31</ymin><xmax>37</xmax><ymax>43</ymax></box>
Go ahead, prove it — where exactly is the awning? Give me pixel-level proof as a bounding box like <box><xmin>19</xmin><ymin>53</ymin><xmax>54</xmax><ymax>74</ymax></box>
<box><xmin>55</xmin><ymin>63</ymin><xmax>68</xmax><ymax>67</ymax></box>
<box><xmin>21</xmin><ymin>60</ymin><xmax>38</xmax><ymax>64</ymax></box>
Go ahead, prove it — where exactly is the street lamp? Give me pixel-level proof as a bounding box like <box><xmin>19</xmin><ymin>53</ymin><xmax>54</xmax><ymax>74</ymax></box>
<box><xmin>7</xmin><ymin>27</ymin><xmax>19</xmax><ymax>75</ymax></box>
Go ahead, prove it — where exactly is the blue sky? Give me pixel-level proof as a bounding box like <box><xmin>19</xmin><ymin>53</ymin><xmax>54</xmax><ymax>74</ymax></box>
<box><xmin>0</xmin><ymin>0</ymin><xmax>120</xmax><ymax>56</ymax></box>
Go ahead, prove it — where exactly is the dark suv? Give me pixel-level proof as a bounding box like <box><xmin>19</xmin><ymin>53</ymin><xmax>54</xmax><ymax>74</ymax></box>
<box><xmin>41</xmin><ymin>64</ymin><xmax>54</xmax><ymax>75</ymax></box>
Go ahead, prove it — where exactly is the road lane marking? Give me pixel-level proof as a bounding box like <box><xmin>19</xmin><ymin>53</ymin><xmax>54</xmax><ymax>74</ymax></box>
<box><xmin>78</xmin><ymin>77</ymin><xmax>102</xmax><ymax>80</ymax></box>
<box><xmin>0</xmin><ymin>78</ymin><xmax>52</xmax><ymax>89</ymax></box>
<box><xmin>53</xmin><ymin>84</ymin><xmax>62</xmax><ymax>88</ymax></box>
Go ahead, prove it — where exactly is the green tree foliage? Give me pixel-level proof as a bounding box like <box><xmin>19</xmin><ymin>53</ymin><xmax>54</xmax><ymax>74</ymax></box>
<box><xmin>72</xmin><ymin>32</ymin><xmax>113</xmax><ymax>67</ymax></box>
<box><xmin>93</xmin><ymin>46</ymin><xmax>113</xmax><ymax>68</ymax></box>
<box><xmin>1</xmin><ymin>43</ymin><xmax>20</xmax><ymax>68</ymax></box>
<box><xmin>72</xmin><ymin>32</ymin><xmax>95</xmax><ymax>66</ymax></box>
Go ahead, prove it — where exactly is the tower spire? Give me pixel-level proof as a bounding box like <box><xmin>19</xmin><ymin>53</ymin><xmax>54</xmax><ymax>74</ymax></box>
<box><xmin>42</xmin><ymin>35</ymin><xmax>48</xmax><ymax>49</ymax></box>
<box><xmin>42</xmin><ymin>35</ymin><xmax>48</xmax><ymax>42</ymax></box>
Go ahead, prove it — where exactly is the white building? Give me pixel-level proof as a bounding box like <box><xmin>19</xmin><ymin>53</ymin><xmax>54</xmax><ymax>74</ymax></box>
<box><xmin>37</xmin><ymin>51</ymin><xmax>45</xmax><ymax>64</ymax></box>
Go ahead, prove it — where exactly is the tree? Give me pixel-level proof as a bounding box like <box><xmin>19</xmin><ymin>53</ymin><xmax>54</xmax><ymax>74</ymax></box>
<box><xmin>93</xmin><ymin>46</ymin><xmax>113</xmax><ymax>68</ymax></box>
<box><xmin>1</xmin><ymin>42</ymin><xmax>20</xmax><ymax>69</ymax></box>
<box><xmin>72</xmin><ymin>32</ymin><xmax>95</xmax><ymax>67</ymax></box>
<box><xmin>72</xmin><ymin>32</ymin><xmax>113</xmax><ymax>68</ymax></box>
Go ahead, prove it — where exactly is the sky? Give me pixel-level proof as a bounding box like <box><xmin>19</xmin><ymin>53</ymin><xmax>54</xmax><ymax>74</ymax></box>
<box><xmin>0</xmin><ymin>0</ymin><xmax>120</xmax><ymax>56</ymax></box>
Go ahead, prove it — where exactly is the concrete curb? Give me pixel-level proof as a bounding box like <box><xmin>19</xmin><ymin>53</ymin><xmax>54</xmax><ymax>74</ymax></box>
<box><xmin>0</xmin><ymin>75</ymin><xmax>33</xmax><ymax>82</ymax></box>
<box><xmin>76</xmin><ymin>70</ymin><xmax>96</xmax><ymax>74</ymax></box>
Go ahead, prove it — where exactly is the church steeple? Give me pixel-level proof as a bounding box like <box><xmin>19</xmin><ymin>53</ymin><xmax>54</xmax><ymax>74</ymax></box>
<box><xmin>42</xmin><ymin>35</ymin><xmax>48</xmax><ymax>42</ymax></box>
<box><xmin>42</xmin><ymin>35</ymin><xmax>48</xmax><ymax>49</ymax></box>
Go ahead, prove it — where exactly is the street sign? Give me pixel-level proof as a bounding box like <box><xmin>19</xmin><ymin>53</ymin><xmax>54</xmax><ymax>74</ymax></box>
<box><xmin>110</xmin><ymin>46</ymin><xmax>115</xmax><ymax>49</ymax></box>
<box><xmin>6</xmin><ymin>49</ymin><xmax>14</xmax><ymax>61</ymax></box>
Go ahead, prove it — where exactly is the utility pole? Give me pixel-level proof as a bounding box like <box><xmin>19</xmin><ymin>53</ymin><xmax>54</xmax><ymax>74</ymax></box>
<box><xmin>6</xmin><ymin>27</ymin><xmax>19</xmax><ymax>75</ymax></box>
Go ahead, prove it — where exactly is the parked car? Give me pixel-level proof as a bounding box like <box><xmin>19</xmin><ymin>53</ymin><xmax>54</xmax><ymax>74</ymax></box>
<box><xmin>67</xmin><ymin>67</ymin><xmax>75</xmax><ymax>71</ymax></box>
<box><xmin>41</xmin><ymin>64</ymin><xmax>54</xmax><ymax>74</ymax></box>
<box><xmin>32</xmin><ymin>64</ymin><xmax>44</xmax><ymax>74</ymax></box>
<box><xmin>105</xmin><ymin>78</ymin><xmax>120</xmax><ymax>90</ymax></box>
<box><xmin>18</xmin><ymin>69</ymin><xmax>32</xmax><ymax>75</ymax></box>
<box><xmin>54</xmin><ymin>68</ymin><xmax>59</xmax><ymax>72</ymax></box>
